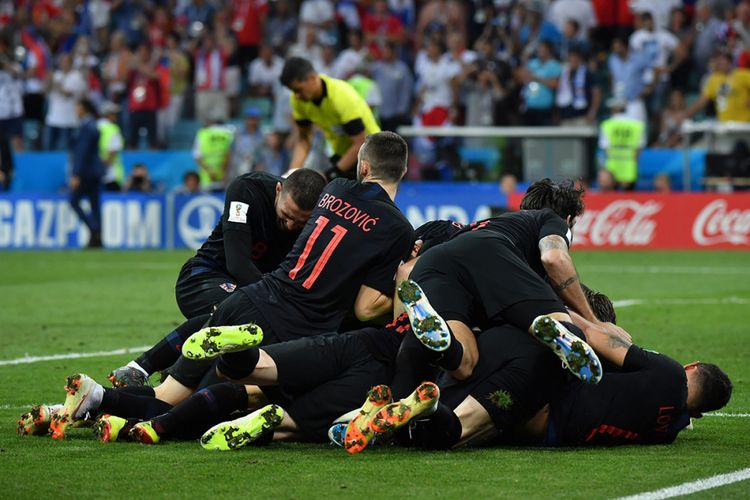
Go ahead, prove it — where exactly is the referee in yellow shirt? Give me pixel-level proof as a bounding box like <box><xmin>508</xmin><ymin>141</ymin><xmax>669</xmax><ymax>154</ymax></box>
<box><xmin>280</xmin><ymin>57</ymin><xmax>380</xmax><ymax>180</ymax></box>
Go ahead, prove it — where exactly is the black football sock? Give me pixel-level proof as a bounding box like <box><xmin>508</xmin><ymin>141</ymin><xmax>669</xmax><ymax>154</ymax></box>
<box><xmin>216</xmin><ymin>348</ymin><xmax>261</xmax><ymax>380</ymax></box>
<box><xmin>118</xmin><ymin>386</ymin><xmax>156</xmax><ymax>397</ymax></box>
<box><xmin>391</xmin><ymin>333</ymin><xmax>441</xmax><ymax>399</ymax></box>
<box><xmin>436</xmin><ymin>331</ymin><xmax>464</xmax><ymax>372</ymax></box>
<box><xmin>560</xmin><ymin>321</ymin><xmax>586</xmax><ymax>342</ymax></box>
<box><xmin>135</xmin><ymin>315</ymin><xmax>210</xmax><ymax>374</ymax></box>
<box><xmin>396</xmin><ymin>402</ymin><xmax>462</xmax><ymax>450</ymax></box>
<box><xmin>99</xmin><ymin>387</ymin><xmax>173</xmax><ymax>420</ymax></box>
<box><xmin>151</xmin><ymin>383</ymin><xmax>249</xmax><ymax>440</ymax></box>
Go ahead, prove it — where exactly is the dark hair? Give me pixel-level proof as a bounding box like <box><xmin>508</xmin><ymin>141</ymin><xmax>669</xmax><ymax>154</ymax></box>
<box><xmin>581</xmin><ymin>283</ymin><xmax>616</xmax><ymax>324</ymax></box>
<box><xmin>280</xmin><ymin>57</ymin><xmax>316</xmax><ymax>87</ymax></box>
<box><xmin>183</xmin><ymin>171</ymin><xmax>199</xmax><ymax>183</ymax></box>
<box><xmin>78</xmin><ymin>98</ymin><xmax>98</xmax><ymax>117</ymax></box>
<box><xmin>566</xmin><ymin>18</ymin><xmax>580</xmax><ymax>33</ymax></box>
<box><xmin>693</xmin><ymin>363</ymin><xmax>732</xmax><ymax>414</ymax></box>
<box><xmin>282</xmin><ymin>168</ymin><xmax>327</xmax><ymax>211</ymax></box>
<box><xmin>641</xmin><ymin>12</ymin><xmax>653</xmax><ymax>22</ymax></box>
<box><xmin>520</xmin><ymin>178</ymin><xmax>585</xmax><ymax>221</ymax></box>
<box><xmin>359</xmin><ymin>131</ymin><xmax>408</xmax><ymax>183</ymax></box>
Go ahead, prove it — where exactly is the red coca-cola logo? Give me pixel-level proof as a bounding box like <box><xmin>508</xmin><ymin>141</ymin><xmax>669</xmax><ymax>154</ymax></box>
<box><xmin>692</xmin><ymin>199</ymin><xmax>750</xmax><ymax>246</ymax></box>
<box><xmin>575</xmin><ymin>200</ymin><xmax>662</xmax><ymax>246</ymax></box>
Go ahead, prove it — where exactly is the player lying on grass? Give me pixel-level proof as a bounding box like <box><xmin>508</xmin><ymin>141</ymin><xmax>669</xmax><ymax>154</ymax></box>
<box><xmin>108</xmin><ymin>169</ymin><xmax>326</xmax><ymax>388</ymax></box>
<box><xmin>336</xmin><ymin>288</ymin><xmax>732</xmax><ymax>452</ymax></box>
<box><xmin>20</xmin><ymin>132</ymin><xmax>414</xmax><ymax>440</ymax></box>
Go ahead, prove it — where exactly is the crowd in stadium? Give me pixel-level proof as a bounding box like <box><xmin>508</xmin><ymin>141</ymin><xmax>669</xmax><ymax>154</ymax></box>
<box><xmin>0</xmin><ymin>0</ymin><xmax>748</xmax><ymax>188</ymax></box>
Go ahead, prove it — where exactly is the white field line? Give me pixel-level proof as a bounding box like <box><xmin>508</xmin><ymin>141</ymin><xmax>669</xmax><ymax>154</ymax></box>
<box><xmin>583</xmin><ymin>265</ymin><xmax>750</xmax><ymax>275</ymax></box>
<box><xmin>705</xmin><ymin>412</ymin><xmax>750</xmax><ymax>418</ymax></box>
<box><xmin>615</xmin><ymin>467</ymin><xmax>750</xmax><ymax>500</ymax></box>
<box><xmin>0</xmin><ymin>345</ymin><xmax>150</xmax><ymax>367</ymax></box>
<box><xmin>613</xmin><ymin>297</ymin><xmax>750</xmax><ymax>308</ymax></box>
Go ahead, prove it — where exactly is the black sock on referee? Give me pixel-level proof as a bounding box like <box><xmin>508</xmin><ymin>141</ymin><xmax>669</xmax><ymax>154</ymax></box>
<box><xmin>99</xmin><ymin>387</ymin><xmax>173</xmax><ymax>420</ymax></box>
<box><xmin>151</xmin><ymin>383</ymin><xmax>248</xmax><ymax>440</ymax></box>
<box><xmin>560</xmin><ymin>321</ymin><xmax>587</xmax><ymax>342</ymax></box>
<box><xmin>135</xmin><ymin>315</ymin><xmax>210</xmax><ymax>374</ymax></box>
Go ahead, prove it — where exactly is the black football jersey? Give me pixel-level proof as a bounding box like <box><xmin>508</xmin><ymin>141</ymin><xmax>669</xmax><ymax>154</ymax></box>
<box><xmin>548</xmin><ymin>346</ymin><xmax>690</xmax><ymax>446</ymax></box>
<box><xmin>191</xmin><ymin>172</ymin><xmax>299</xmax><ymax>285</ymax></box>
<box><xmin>245</xmin><ymin>179</ymin><xmax>414</xmax><ymax>341</ymax></box>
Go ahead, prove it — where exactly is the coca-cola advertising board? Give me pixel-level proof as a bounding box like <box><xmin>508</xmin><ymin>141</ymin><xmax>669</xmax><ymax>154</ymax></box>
<box><xmin>506</xmin><ymin>193</ymin><xmax>750</xmax><ymax>249</ymax></box>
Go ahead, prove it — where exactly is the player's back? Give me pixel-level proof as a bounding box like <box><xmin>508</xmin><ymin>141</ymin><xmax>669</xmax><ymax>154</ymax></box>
<box><xmin>193</xmin><ymin>172</ymin><xmax>299</xmax><ymax>275</ymax></box>
<box><xmin>248</xmin><ymin>178</ymin><xmax>413</xmax><ymax>340</ymax></box>
<box><xmin>547</xmin><ymin>346</ymin><xmax>689</xmax><ymax>446</ymax></box>
<box><xmin>454</xmin><ymin>208</ymin><xmax>571</xmax><ymax>278</ymax></box>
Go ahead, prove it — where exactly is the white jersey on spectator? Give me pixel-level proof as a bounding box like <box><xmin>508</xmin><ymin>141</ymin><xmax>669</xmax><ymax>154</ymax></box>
<box><xmin>0</xmin><ymin>69</ymin><xmax>23</xmax><ymax>120</ymax></box>
<box><xmin>45</xmin><ymin>69</ymin><xmax>87</xmax><ymax>128</ymax></box>
<box><xmin>248</xmin><ymin>55</ymin><xmax>283</xmax><ymax>88</ymax></box>
<box><xmin>415</xmin><ymin>53</ymin><xmax>459</xmax><ymax>113</ymax></box>
<box><xmin>547</xmin><ymin>0</ymin><xmax>597</xmax><ymax>39</ymax></box>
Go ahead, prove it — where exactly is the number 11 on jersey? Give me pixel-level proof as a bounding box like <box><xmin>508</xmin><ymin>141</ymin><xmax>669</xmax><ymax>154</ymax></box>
<box><xmin>288</xmin><ymin>215</ymin><xmax>348</xmax><ymax>289</ymax></box>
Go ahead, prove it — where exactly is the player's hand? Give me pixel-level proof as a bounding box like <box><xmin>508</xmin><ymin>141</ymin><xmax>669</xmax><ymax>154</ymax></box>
<box><xmin>70</xmin><ymin>176</ymin><xmax>80</xmax><ymax>191</ymax></box>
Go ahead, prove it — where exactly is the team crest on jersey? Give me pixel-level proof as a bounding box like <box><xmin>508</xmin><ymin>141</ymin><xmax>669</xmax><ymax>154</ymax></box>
<box><xmin>219</xmin><ymin>282</ymin><xmax>237</xmax><ymax>293</ymax></box>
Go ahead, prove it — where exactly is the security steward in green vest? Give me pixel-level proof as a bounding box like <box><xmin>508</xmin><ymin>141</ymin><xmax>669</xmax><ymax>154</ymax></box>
<box><xmin>98</xmin><ymin>101</ymin><xmax>125</xmax><ymax>191</ymax></box>
<box><xmin>193</xmin><ymin>113</ymin><xmax>235</xmax><ymax>191</ymax></box>
<box><xmin>598</xmin><ymin>98</ymin><xmax>645</xmax><ymax>190</ymax></box>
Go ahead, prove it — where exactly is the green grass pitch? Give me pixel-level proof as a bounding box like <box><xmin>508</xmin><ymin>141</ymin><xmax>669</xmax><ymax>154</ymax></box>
<box><xmin>0</xmin><ymin>250</ymin><xmax>748</xmax><ymax>499</ymax></box>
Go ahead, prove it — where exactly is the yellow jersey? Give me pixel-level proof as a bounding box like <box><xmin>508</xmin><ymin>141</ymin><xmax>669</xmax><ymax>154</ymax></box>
<box><xmin>702</xmin><ymin>69</ymin><xmax>750</xmax><ymax>122</ymax></box>
<box><xmin>290</xmin><ymin>74</ymin><xmax>380</xmax><ymax>157</ymax></box>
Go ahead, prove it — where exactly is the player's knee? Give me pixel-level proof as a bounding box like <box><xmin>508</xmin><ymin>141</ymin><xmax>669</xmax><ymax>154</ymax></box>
<box><xmin>452</xmin><ymin>353</ymin><xmax>478</xmax><ymax>381</ymax></box>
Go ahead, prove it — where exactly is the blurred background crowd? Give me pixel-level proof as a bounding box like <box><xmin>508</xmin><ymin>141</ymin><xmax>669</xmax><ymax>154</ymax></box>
<box><xmin>0</xmin><ymin>0</ymin><xmax>748</xmax><ymax>191</ymax></box>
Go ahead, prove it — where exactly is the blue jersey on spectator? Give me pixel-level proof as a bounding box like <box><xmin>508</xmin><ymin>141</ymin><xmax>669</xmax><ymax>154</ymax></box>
<box><xmin>524</xmin><ymin>58</ymin><xmax>562</xmax><ymax>110</ymax></box>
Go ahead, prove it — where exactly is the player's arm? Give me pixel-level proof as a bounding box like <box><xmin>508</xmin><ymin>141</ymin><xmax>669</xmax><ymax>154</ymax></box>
<box><xmin>353</xmin><ymin>284</ymin><xmax>393</xmax><ymax>322</ymax></box>
<box><xmin>569</xmin><ymin>310</ymin><xmax>632</xmax><ymax>367</ymax></box>
<box><xmin>289</xmin><ymin>121</ymin><xmax>313</xmax><ymax>170</ymax></box>
<box><xmin>334</xmin><ymin>126</ymin><xmax>367</xmax><ymax>174</ymax></box>
<box><xmin>539</xmin><ymin>234</ymin><xmax>599</xmax><ymax>323</ymax></box>
<box><xmin>222</xmin><ymin>184</ymin><xmax>263</xmax><ymax>286</ymax></box>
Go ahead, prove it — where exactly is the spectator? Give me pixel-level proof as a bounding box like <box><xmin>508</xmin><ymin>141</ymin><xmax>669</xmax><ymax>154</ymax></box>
<box><xmin>248</xmin><ymin>44</ymin><xmax>283</xmax><ymax>97</ymax></box>
<box><xmin>20</xmin><ymin>27</ymin><xmax>50</xmax><ymax>150</ymax></box>
<box><xmin>599</xmin><ymin>98</ymin><xmax>646</xmax><ymax>190</ymax></box>
<box><xmin>556</xmin><ymin>47</ymin><xmax>602</xmax><ymax>126</ymax></box>
<box><xmin>256</xmin><ymin>130</ymin><xmax>291</xmax><ymax>176</ymax></box>
<box><xmin>298</xmin><ymin>0</ymin><xmax>336</xmax><ymax>47</ymax></box>
<box><xmin>596</xmin><ymin>168</ymin><xmax>616</xmax><ymax>192</ymax></box>
<box><xmin>519</xmin><ymin>1</ymin><xmax>562</xmax><ymax>61</ymax></box>
<box><xmin>518</xmin><ymin>40</ymin><xmax>561</xmax><ymax>126</ymax></box>
<box><xmin>0</xmin><ymin>33</ymin><xmax>24</xmax><ymax>151</ymax></box>
<box><xmin>125</xmin><ymin>163</ymin><xmax>154</xmax><ymax>193</ymax></box>
<box><xmin>194</xmin><ymin>33</ymin><xmax>230</xmax><ymax>124</ymax></box>
<box><xmin>629</xmin><ymin>0</ymin><xmax>681</xmax><ymax>31</ymax></box>
<box><xmin>683</xmin><ymin>51</ymin><xmax>750</xmax><ymax>124</ymax></box>
<box><xmin>193</xmin><ymin>113</ymin><xmax>234</xmax><ymax>191</ymax></box>
<box><xmin>147</xmin><ymin>6</ymin><xmax>171</xmax><ymax>49</ymax></box>
<box><xmin>560</xmin><ymin>19</ymin><xmax>591</xmax><ymax>61</ymax></box>
<box><xmin>693</xmin><ymin>0</ymin><xmax>725</xmax><ymax>78</ymax></box>
<box><xmin>101</xmin><ymin>31</ymin><xmax>130</xmax><ymax>105</ymax></box>
<box><xmin>608</xmin><ymin>37</ymin><xmax>651</xmax><ymax>124</ymax></box>
<box><xmin>499</xmin><ymin>173</ymin><xmax>518</xmax><ymax>196</ymax></box>
<box><xmin>416</xmin><ymin>0</ymin><xmax>466</xmax><ymax>50</ymax></box>
<box><xmin>232</xmin><ymin>106</ymin><xmax>264</xmax><ymax>177</ymax></box>
<box><xmin>415</xmin><ymin>39</ymin><xmax>458</xmax><ymax>128</ymax></box>
<box><xmin>264</xmin><ymin>0</ymin><xmax>298</xmax><ymax>54</ymax></box>
<box><xmin>163</xmin><ymin>33</ymin><xmax>190</xmax><ymax>144</ymax></box>
<box><xmin>547</xmin><ymin>0</ymin><xmax>597</xmax><ymax>40</ymax></box>
<box><xmin>733</xmin><ymin>2</ymin><xmax>750</xmax><ymax>52</ymax></box>
<box><xmin>221</xmin><ymin>34</ymin><xmax>242</xmax><ymax>117</ymax></box>
<box><xmin>70</xmin><ymin>98</ymin><xmax>104</xmax><ymax>248</ymax></box>
<box><xmin>372</xmin><ymin>41</ymin><xmax>414</xmax><ymax>132</ymax></box>
<box><xmin>126</xmin><ymin>43</ymin><xmax>161</xmax><ymax>149</ymax></box>
<box><xmin>362</xmin><ymin>0</ymin><xmax>405</xmax><ymax>58</ymax></box>
<box><xmin>179</xmin><ymin>0</ymin><xmax>216</xmax><ymax>33</ymax></box>
<box><xmin>98</xmin><ymin>101</ymin><xmax>125</xmax><ymax>191</ymax></box>
<box><xmin>348</xmin><ymin>66</ymin><xmax>383</xmax><ymax>113</ymax></box>
<box><xmin>231</xmin><ymin>0</ymin><xmax>268</xmax><ymax>70</ymax></box>
<box><xmin>45</xmin><ymin>53</ymin><xmax>87</xmax><ymax>150</ymax></box>
<box><xmin>655</xmin><ymin>89</ymin><xmax>685</xmax><ymax>148</ymax></box>
<box><xmin>459</xmin><ymin>61</ymin><xmax>504</xmax><ymax>147</ymax></box>
<box><xmin>653</xmin><ymin>172</ymin><xmax>672</xmax><ymax>192</ymax></box>
<box><xmin>332</xmin><ymin>30</ymin><xmax>368</xmax><ymax>80</ymax></box>
<box><xmin>318</xmin><ymin>40</ymin><xmax>338</xmax><ymax>75</ymax></box>
<box><xmin>176</xmin><ymin>171</ymin><xmax>201</xmax><ymax>194</ymax></box>
<box><xmin>288</xmin><ymin>26</ymin><xmax>324</xmax><ymax>72</ymax></box>
<box><xmin>389</xmin><ymin>0</ymin><xmax>416</xmax><ymax>31</ymax></box>
<box><xmin>667</xmin><ymin>7</ymin><xmax>694</xmax><ymax>93</ymax></box>
<box><xmin>270</xmin><ymin>79</ymin><xmax>293</xmax><ymax>135</ymax></box>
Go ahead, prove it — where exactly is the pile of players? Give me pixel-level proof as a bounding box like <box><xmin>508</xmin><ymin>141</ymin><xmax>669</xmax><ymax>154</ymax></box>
<box><xmin>18</xmin><ymin>131</ymin><xmax>732</xmax><ymax>453</ymax></box>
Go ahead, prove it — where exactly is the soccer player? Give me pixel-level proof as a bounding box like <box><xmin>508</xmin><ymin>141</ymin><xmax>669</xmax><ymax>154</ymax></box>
<box><xmin>45</xmin><ymin>131</ymin><xmax>414</xmax><ymax>439</ymax></box>
<box><xmin>387</xmin><ymin>179</ymin><xmax>623</xmax><ymax>406</ymax></box>
<box><xmin>281</xmin><ymin>57</ymin><xmax>381</xmax><ymax>180</ymax></box>
<box><xmin>107</xmin><ymin>169</ymin><xmax>326</xmax><ymax>388</ymax></box>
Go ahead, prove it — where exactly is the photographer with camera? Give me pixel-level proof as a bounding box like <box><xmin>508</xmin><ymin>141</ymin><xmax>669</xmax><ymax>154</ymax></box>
<box><xmin>125</xmin><ymin>163</ymin><xmax>154</xmax><ymax>193</ymax></box>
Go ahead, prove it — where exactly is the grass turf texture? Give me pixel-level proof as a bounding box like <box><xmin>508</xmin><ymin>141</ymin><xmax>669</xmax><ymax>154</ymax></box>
<box><xmin>0</xmin><ymin>250</ymin><xmax>748</xmax><ymax>499</ymax></box>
